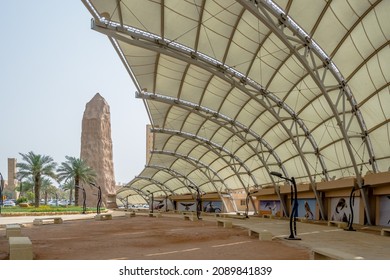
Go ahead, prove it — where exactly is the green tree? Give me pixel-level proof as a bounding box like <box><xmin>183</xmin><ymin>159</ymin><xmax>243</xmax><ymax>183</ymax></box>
<box><xmin>40</xmin><ymin>178</ymin><xmax>57</xmax><ymax>204</ymax></box>
<box><xmin>61</xmin><ymin>179</ymin><xmax>75</xmax><ymax>205</ymax></box>
<box><xmin>17</xmin><ymin>151</ymin><xmax>57</xmax><ymax>207</ymax></box>
<box><xmin>15</xmin><ymin>177</ymin><xmax>34</xmax><ymax>199</ymax></box>
<box><xmin>57</xmin><ymin>156</ymin><xmax>96</xmax><ymax>206</ymax></box>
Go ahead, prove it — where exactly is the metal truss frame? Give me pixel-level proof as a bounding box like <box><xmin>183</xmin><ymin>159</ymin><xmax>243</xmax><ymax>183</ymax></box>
<box><xmin>83</xmin><ymin>0</ymin><xmax>376</xmax><ymax>223</ymax></box>
<box><xmin>145</xmin><ymin>164</ymin><xmax>202</xmax><ymax>193</ymax></box>
<box><xmin>152</xmin><ymin>128</ymin><xmax>259</xmax><ymax>212</ymax></box>
<box><xmin>241</xmin><ymin>0</ymin><xmax>373</xmax><ymax>224</ymax></box>
<box><xmin>151</xmin><ymin>150</ymin><xmax>239</xmax><ymax>212</ymax></box>
<box><xmin>140</xmin><ymin>92</ymin><xmax>295</xmax><ymax>216</ymax></box>
<box><xmin>91</xmin><ymin>20</ymin><xmax>328</xmax><ymax>218</ymax></box>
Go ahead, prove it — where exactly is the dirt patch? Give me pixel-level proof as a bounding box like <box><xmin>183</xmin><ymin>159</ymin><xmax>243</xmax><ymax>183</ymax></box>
<box><xmin>0</xmin><ymin>215</ymin><xmax>310</xmax><ymax>260</ymax></box>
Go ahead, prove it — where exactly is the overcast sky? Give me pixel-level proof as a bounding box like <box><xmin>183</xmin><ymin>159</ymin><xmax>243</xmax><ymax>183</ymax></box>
<box><xmin>0</xmin><ymin>1</ymin><xmax>150</xmax><ymax>185</ymax></box>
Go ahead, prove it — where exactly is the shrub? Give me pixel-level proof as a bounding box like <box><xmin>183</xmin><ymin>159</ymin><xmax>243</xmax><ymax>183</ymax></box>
<box><xmin>16</xmin><ymin>197</ymin><xmax>28</xmax><ymax>204</ymax></box>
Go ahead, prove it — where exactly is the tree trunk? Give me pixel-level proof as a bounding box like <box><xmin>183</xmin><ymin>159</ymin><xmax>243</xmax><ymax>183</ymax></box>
<box><xmin>34</xmin><ymin>175</ymin><xmax>40</xmax><ymax>208</ymax></box>
<box><xmin>74</xmin><ymin>178</ymin><xmax>79</xmax><ymax>206</ymax></box>
<box><xmin>69</xmin><ymin>187</ymin><xmax>73</xmax><ymax>206</ymax></box>
<box><xmin>19</xmin><ymin>182</ymin><xmax>23</xmax><ymax>198</ymax></box>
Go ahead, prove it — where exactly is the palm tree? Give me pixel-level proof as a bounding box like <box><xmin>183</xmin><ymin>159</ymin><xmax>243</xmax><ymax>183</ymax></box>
<box><xmin>61</xmin><ymin>179</ymin><xmax>75</xmax><ymax>206</ymax></box>
<box><xmin>17</xmin><ymin>151</ymin><xmax>57</xmax><ymax>207</ymax></box>
<box><xmin>40</xmin><ymin>178</ymin><xmax>57</xmax><ymax>205</ymax></box>
<box><xmin>15</xmin><ymin>176</ymin><xmax>34</xmax><ymax>198</ymax></box>
<box><xmin>57</xmin><ymin>156</ymin><xmax>96</xmax><ymax>206</ymax></box>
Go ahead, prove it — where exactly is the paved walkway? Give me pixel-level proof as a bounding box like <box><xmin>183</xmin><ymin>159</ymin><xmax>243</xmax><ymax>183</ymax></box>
<box><xmin>0</xmin><ymin>212</ymin><xmax>97</xmax><ymax>225</ymax></box>
<box><xmin>201</xmin><ymin>214</ymin><xmax>390</xmax><ymax>260</ymax></box>
<box><xmin>1</xmin><ymin>211</ymin><xmax>389</xmax><ymax>259</ymax></box>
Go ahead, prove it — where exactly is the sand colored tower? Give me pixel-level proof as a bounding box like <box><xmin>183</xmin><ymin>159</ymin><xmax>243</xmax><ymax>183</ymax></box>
<box><xmin>7</xmin><ymin>158</ymin><xmax>17</xmax><ymax>189</ymax></box>
<box><xmin>80</xmin><ymin>93</ymin><xmax>117</xmax><ymax>208</ymax></box>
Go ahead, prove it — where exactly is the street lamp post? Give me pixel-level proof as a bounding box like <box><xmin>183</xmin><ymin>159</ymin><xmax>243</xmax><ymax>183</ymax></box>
<box><xmin>89</xmin><ymin>182</ymin><xmax>102</xmax><ymax>215</ymax></box>
<box><xmin>18</xmin><ymin>179</ymin><xmax>23</xmax><ymax>199</ymax></box>
<box><xmin>345</xmin><ymin>184</ymin><xmax>370</xmax><ymax>231</ymax></box>
<box><xmin>76</xmin><ymin>185</ymin><xmax>87</xmax><ymax>214</ymax></box>
<box><xmin>55</xmin><ymin>192</ymin><xmax>59</xmax><ymax>207</ymax></box>
<box><xmin>270</xmin><ymin>171</ymin><xmax>301</xmax><ymax>240</ymax></box>
<box><xmin>189</xmin><ymin>185</ymin><xmax>202</xmax><ymax>220</ymax></box>
<box><xmin>0</xmin><ymin>172</ymin><xmax>4</xmax><ymax>215</ymax></box>
<box><xmin>245</xmin><ymin>192</ymin><xmax>251</xmax><ymax>218</ymax></box>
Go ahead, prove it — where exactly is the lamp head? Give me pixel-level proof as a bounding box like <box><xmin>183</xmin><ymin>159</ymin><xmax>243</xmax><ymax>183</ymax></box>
<box><xmin>270</xmin><ymin>171</ymin><xmax>283</xmax><ymax>178</ymax></box>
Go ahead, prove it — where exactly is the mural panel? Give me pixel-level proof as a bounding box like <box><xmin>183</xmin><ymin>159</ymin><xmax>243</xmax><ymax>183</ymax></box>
<box><xmin>202</xmin><ymin>201</ymin><xmax>223</xmax><ymax>213</ymax></box>
<box><xmin>330</xmin><ymin>197</ymin><xmax>360</xmax><ymax>223</ymax></box>
<box><xmin>379</xmin><ymin>195</ymin><xmax>390</xmax><ymax>226</ymax></box>
<box><xmin>259</xmin><ymin>200</ymin><xmax>281</xmax><ymax>217</ymax></box>
<box><xmin>152</xmin><ymin>199</ymin><xmax>174</xmax><ymax>211</ymax></box>
<box><xmin>177</xmin><ymin>201</ymin><xmax>196</xmax><ymax>211</ymax></box>
<box><xmin>296</xmin><ymin>199</ymin><xmax>316</xmax><ymax>220</ymax></box>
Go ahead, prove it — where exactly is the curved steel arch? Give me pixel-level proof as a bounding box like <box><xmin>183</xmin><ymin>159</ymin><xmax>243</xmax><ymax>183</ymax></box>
<box><xmin>138</xmin><ymin>90</ymin><xmax>285</xmax><ymax>173</ymax></box>
<box><xmin>146</xmin><ymin>163</ymin><xmax>234</xmax><ymax>212</ymax></box>
<box><xmin>80</xmin><ymin>0</ymin><xmax>383</xmax><ymax>223</ymax></box>
<box><xmin>152</xmin><ymin>128</ymin><xmax>260</xmax><ymax>212</ymax></box>
<box><xmin>91</xmin><ymin>20</ymin><xmax>328</xmax><ymax>173</ymax></box>
<box><xmin>151</xmin><ymin>150</ymin><xmax>252</xmax><ymax>214</ymax></box>
<box><xmin>117</xmin><ymin>185</ymin><xmax>149</xmax><ymax>203</ymax></box>
<box><xmin>145</xmin><ymin>164</ymin><xmax>202</xmax><ymax>193</ymax></box>
<box><xmin>151</xmin><ymin>150</ymin><xmax>229</xmax><ymax>191</ymax></box>
<box><xmin>91</xmin><ymin>19</ymin><xmax>329</xmax><ymax>219</ymax></box>
<box><xmin>133</xmin><ymin>176</ymin><xmax>174</xmax><ymax>197</ymax></box>
<box><xmin>239</xmin><ymin>0</ymin><xmax>373</xmax><ymax>223</ymax></box>
<box><xmin>153</xmin><ymin>127</ymin><xmax>259</xmax><ymax>185</ymax></box>
<box><xmin>140</xmin><ymin>91</ymin><xmax>312</xmax><ymax>217</ymax></box>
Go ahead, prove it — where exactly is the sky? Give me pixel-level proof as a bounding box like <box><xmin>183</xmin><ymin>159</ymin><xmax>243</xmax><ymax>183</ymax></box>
<box><xmin>0</xmin><ymin>1</ymin><xmax>150</xmax><ymax>185</ymax></box>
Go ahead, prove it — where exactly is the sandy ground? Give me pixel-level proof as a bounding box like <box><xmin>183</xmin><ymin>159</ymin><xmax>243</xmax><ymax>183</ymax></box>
<box><xmin>0</xmin><ymin>215</ymin><xmax>310</xmax><ymax>260</ymax></box>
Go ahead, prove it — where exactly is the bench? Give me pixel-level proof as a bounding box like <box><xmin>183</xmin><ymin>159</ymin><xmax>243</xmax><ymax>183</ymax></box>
<box><xmin>148</xmin><ymin>212</ymin><xmax>162</xmax><ymax>218</ymax></box>
<box><xmin>183</xmin><ymin>214</ymin><xmax>198</xmax><ymax>221</ymax></box>
<box><xmin>312</xmin><ymin>247</ymin><xmax>364</xmax><ymax>260</ymax></box>
<box><xmin>9</xmin><ymin>237</ymin><xmax>33</xmax><ymax>260</ymax></box>
<box><xmin>232</xmin><ymin>215</ymin><xmax>246</xmax><ymax>219</ymax></box>
<box><xmin>136</xmin><ymin>208</ymin><xmax>150</xmax><ymax>213</ymax></box>
<box><xmin>381</xmin><ymin>228</ymin><xmax>390</xmax><ymax>236</ymax></box>
<box><xmin>216</xmin><ymin>219</ymin><xmax>232</xmax><ymax>228</ymax></box>
<box><xmin>94</xmin><ymin>214</ymin><xmax>112</xmax><ymax>221</ymax></box>
<box><xmin>124</xmin><ymin>212</ymin><xmax>136</xmax><ymax>218</ymax></box>
<box><xmin>327</xmin><ymin>221</ymin><xmax>348</xmax><ymax>229</ymax></box>
<box><xmin>222</xmin><ymin>214</ymin><xmax>247</xmax><ymax>220</ymax></box>
<box><xmin>6</xmin><ymin>224</ymin><xmax>22</xmax><ymax>239</ymax></box>
<box><xmin>262</xmin><ymin>214</ymin><xmax>273</xmax><ymax>218</ymax></box>
<box><xmin>248</xmin><ymin>228</ymin><xmax>273</xmax><ymax>241</ymax></box>
<box><xmin>33</xmin><ymin>217</ymin><xmax>63</xmax><ymax>225</ymax></box>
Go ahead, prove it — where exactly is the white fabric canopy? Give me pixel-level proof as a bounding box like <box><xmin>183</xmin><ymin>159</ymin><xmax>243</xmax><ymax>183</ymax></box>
<box><xmin>82</xmin><ymin>0</ymin><xmax>389</xmax><ymax>218</ymax></box>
